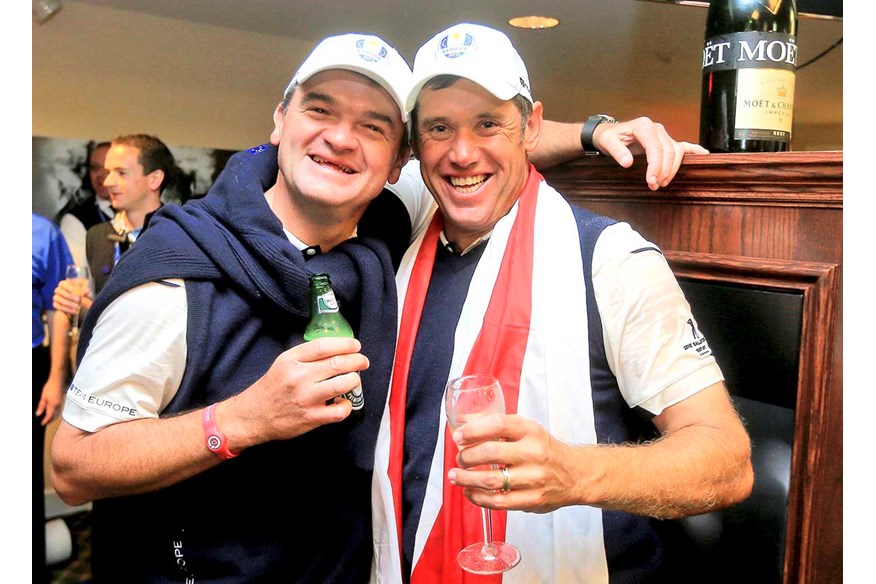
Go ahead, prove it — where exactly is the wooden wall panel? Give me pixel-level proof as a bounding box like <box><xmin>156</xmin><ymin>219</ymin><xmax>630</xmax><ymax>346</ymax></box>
<box><xmin>543</xmin><ymin>151</ymin><xmax>843</xmax><ymax>584</ymax></box>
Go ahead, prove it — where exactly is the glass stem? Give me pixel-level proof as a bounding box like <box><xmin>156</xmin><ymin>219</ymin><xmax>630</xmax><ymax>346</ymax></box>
<box><xmin>481</xmin><ymin>508</ymin><xmax>497</xmax><ymax>558</ymax></box>
<box><xmin>481</xmin><ymin>461</ymin><xmax>501</xmax><ymax>556</ymax></box>
<box><xmin>69</xmin><ymin>303</ymin><xmax>80</xmax><ymax>336</ymax></box>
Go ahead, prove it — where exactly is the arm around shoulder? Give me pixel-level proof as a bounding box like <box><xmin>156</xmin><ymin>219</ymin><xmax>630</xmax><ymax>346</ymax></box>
<box><xmin>530</xmin><ymin>117</ymin><xmax>709</xmax><ymax>191</ymax></box>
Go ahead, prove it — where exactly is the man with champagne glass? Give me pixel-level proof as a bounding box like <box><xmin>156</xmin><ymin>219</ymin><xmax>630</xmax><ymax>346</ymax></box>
<box><xmin>56</xmin><ymin>140</ymin><xmax>113</xmax><ymax>267</ymax></box>
<box><xmin>48</xmin><ymin>134</ymin><xmax>178</xmax><ymax>412</ymax></box>
<box><xmin>50</xmin><ymin>29</ymin><xmax>707</xmax><ymax>582</ymax></box>
<box><xmin>371</xmin><ymin>23</ymin><xmax>753</xmax><ymax>583</ymax></box>
<box><xmin>52</xmin><ymin>133</ymin><xmax>177</xmax><ymax>309</ymax></box>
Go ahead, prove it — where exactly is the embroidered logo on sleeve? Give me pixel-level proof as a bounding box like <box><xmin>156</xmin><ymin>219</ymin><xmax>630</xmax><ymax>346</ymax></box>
<box><xmin>682</xmin><ymin>318</ymin><xmax>713</xmax><ymax>358</ymax></box>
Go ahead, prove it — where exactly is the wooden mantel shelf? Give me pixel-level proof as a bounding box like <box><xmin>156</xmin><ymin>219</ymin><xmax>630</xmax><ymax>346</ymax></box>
<box><xmin>544</xmin><ymin>151</ymin><xmax>843</xmax><ymax>208</ymax></box>
<box><xmin>543</xmin><ymin>151</ymin><xmax>843</xmax><ymax>584</ymax></box>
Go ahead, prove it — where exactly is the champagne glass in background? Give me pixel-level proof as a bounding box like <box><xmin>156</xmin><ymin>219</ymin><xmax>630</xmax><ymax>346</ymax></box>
<box><xmin>64</xmin><ymin>264</ymin><xmax>90</xmax><ymax>337</ymax></box>
<box><xmin>444</xmin><ymin>374</ymin><xmax>521</xmax><ymax>574</ymax></box>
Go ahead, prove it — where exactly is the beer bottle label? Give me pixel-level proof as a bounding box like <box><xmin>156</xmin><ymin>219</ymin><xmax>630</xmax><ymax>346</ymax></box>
<box><xmin>316</xmin><ymin>291</ymin><xmax>340</xmax><ymax>313</ymax></box>
<box><xmin>346</xmin><ymin>386</ymin><xmax>365</xmax><ymax>411</ymax></box>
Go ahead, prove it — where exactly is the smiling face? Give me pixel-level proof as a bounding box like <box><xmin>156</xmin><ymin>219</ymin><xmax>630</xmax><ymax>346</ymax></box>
<box><xmin>268</xmin><ymin>69</ymin><xmax>407</xmax><ymax>243</ymax></box>
<box><xmin>412</xmin><ymin>78</ymin><xmax>543</xmax><ymax>250</ymax></box>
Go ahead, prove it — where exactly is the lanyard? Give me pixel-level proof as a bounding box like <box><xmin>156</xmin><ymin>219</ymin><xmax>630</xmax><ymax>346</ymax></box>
<box><xmin>111</xmin><ymin>229</ymin><xmax>139</xmax><ymax>266</ymax></box>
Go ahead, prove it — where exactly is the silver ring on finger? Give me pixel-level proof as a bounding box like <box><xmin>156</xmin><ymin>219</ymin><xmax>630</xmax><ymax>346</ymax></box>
<box><xmin>500</xmin><ymin>466</ymin><xmax>512</xmax><ymax>493</ymax></box>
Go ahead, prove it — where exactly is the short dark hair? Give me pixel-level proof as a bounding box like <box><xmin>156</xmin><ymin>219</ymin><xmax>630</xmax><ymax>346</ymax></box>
<box><xmin>89</xmin><ymin>141</ymin><xmax>111</xmax><ymax>158</ymax></box>
<box><xmin>111</xmin><ymin>134</ymin><xmax>177</xmax><ymax>193</ymax></box>
<box><xmin>83</xmin><ymin>140</ymin><xmax>111</xmax><ymax>193</ymax></box>
<box><xmin>280</xmin><ymin>83</ymin><xmax>297</xmax><ymax>114</ymax></box>
<box><xmin>409</xmin><ymin>75</ymin><xmax>532</xmax><ymax>149</ymax></box>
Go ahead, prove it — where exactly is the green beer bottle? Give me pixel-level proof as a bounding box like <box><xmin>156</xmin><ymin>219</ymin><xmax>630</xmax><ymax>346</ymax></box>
<box><xmin>303</xmin><ymin>273</ymin><xmax>364</xmax><ymax>424</ymax></box>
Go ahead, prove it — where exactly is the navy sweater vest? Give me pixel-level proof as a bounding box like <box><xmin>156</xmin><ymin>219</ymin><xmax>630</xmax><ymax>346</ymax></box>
<box><xmin>78</xmin><ymin>145</ymin><xmax>400</xmax><ymax>583</ymax></box>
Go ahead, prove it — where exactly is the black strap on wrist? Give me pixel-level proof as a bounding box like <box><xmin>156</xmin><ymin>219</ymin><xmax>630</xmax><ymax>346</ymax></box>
<box><xmin>580</xmin><ymin>114</ymin><xmax>617</xmax><ymax>155</ymax></box>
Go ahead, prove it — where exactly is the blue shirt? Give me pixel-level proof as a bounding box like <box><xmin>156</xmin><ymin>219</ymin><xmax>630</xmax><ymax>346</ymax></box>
<box><xmin>32</xmin><ymin>213</ymin><xmax>73</xmax><ymax>348</ymax></box>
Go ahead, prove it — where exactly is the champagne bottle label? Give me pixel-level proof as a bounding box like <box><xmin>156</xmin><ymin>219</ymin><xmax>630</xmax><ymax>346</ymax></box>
<box><xmin>734</xmin><ymin>68</ymin><xmax>795</xmax><ymax>141</ymax></box>
<box><xmin>702</xmin><ymin>32</ymin><xmax>797</xmax><ymax>74</ymax></box>
<box><xmin>702</xmin><ymin>30</ymin><xmax>797</xmax><ymax>146</ymax></box>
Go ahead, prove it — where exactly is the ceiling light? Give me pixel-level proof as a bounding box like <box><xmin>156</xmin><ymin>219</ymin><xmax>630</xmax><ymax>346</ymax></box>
<box><xmin>33</xmin><ymin>0</ymin><xmax>63</xmax><ymax>24</ymax></box>
<box><xmin>508</xmin><ymin>16</ymin><xmax>560</xmax><ymax>30</ymax></box>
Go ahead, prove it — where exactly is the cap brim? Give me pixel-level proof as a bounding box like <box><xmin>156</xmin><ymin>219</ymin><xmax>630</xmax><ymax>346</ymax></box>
<box><xmin>405</xmin><ymin>70</ymin><xmax>525</xmax><ymax>112</ymax></box>
<box><xmin>291</xmin><ymin>64</ymin><xmax>409</xmax><ymax>123</ymax></box>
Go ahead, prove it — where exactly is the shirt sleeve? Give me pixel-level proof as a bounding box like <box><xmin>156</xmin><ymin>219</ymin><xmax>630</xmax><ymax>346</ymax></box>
<box><xmin>592</xmin><ymin>223</ymin><xmax>724</xmax><ymax>416</ymax></box>
<box><xmin>59</xmin><ymin>213</ymin><xmax>87</xmax><ymax>267</ymax></box>
<box><xmin>62</xmin><ymin>279</ymin><xmax>188</xmax><ymax>432</ymax></box>
<box><xmin>384</xmin><ymin>160</ymin><xmax>438</xmax><ymax>243</ymax></box>
<box><xmin>43</xmin><ymin>223</ymin><xmax>74</xmax><ymax>310</ymax></box>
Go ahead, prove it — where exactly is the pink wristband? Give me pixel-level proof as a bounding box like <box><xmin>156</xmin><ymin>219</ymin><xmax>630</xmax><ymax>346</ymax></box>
<box><xmin>203</xmin><ymin>404</ymin><xmax>238</xmax><ymax>460</ymax></box>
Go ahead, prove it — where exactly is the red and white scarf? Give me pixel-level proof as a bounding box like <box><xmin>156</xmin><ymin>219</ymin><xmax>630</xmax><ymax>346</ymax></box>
<box><xmin>373</xmin><ymin>168</ymin><xmax>609</xmax><ymax>583</ymax></box>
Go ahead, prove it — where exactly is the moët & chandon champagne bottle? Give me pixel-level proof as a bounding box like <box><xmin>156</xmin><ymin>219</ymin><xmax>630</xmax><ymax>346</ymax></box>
<box><xmin>699</xmin><ymin>0</ymin><xmax>798</xmax><ymax>152</ymax></box>
<box><xmin>303</xmin><ymin>273</ymin><xmax>364</xmax><ymax>424</ymax></box>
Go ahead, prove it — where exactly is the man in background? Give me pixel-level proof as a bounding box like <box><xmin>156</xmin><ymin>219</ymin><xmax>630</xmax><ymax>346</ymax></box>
<box><xmin>52</xmin><ymin>134</ymin><xmax>176</xmax><ymax>313</ymax></box>
<box><xmin>49</xmin><ymin>133</ymin><xmax>177</xmax><ymax>424</ymax></box>
<box><xmin>56</xmin><ymin>141</ymin><xmax>113</xmax><ymax>266</ymax></box>
<box><xmin>85</xmin><ymin>134</ymin><xmax>176</xmax><ymax>294</ymax></box>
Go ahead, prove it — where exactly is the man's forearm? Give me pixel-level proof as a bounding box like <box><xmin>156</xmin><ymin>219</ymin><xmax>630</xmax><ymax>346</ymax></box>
<box><xmin>48</xmin><ymin>310</ymin><xmax>70</xmax><ymax>384</ymax></box>
<box><xmin>51</xmin><ymin>410</ymin><xmax>219</xmax><ymax>506</ymax></box>
<box><xmin>565</xmin><ymin>422</ymin><xmax>753</xmax><ymax>519</ymax></box>
<box><xmin>50</xmin><ymin>337</ymin><xmax>368</xmax><ymax>506</ymax></box>
<box><xmin>453</xmin><ymin>383</ymin><xmax>753</xmax><ymax>519</ymax></box>
<box><xmin>530</xmin><ymin>120</ymin><xmax>585</xmax><ymax>169</ymax></box>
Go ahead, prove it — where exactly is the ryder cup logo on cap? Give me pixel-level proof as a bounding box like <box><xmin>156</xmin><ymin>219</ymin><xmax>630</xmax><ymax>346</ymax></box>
<box><xmin>406</xmin><ymin>22</ymin><xmax>533</xmax><ymax>112</ymax></box>
<box><xmin>437</xmin><ymin>31</ymin><xmax>475</xmax><ymax>59</ymax></box>
<box><xmin>355</xmin><ymin>37</ymin><xmax>388</xmax><ymax>62</ymax></box>
<box><xmin>284</xmin><ymin>33</ymin><xmax>413</xmax><ymax>121</ymax></box>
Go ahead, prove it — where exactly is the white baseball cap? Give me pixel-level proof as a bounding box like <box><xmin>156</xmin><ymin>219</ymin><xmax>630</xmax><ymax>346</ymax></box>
<box><xmin>406</xmin><ymin>23</ymin><xmax>533</xmax><ymax>112</ymax></box>
<box><xmin>284</xmin><ymin>33</ymin><xmax>413</xmax><ymax>122</ymax></box>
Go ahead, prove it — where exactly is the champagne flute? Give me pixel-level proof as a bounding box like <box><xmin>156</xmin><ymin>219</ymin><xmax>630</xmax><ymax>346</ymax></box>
<box><xmin>444</xmin><ymin>374</ymin><xmax>521</xmax><ymax>574</ymax></box>
<box><xmin>64</xmin><ymin>264</ymin><xmax>90</xmax><ymax>337</ymax></box>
